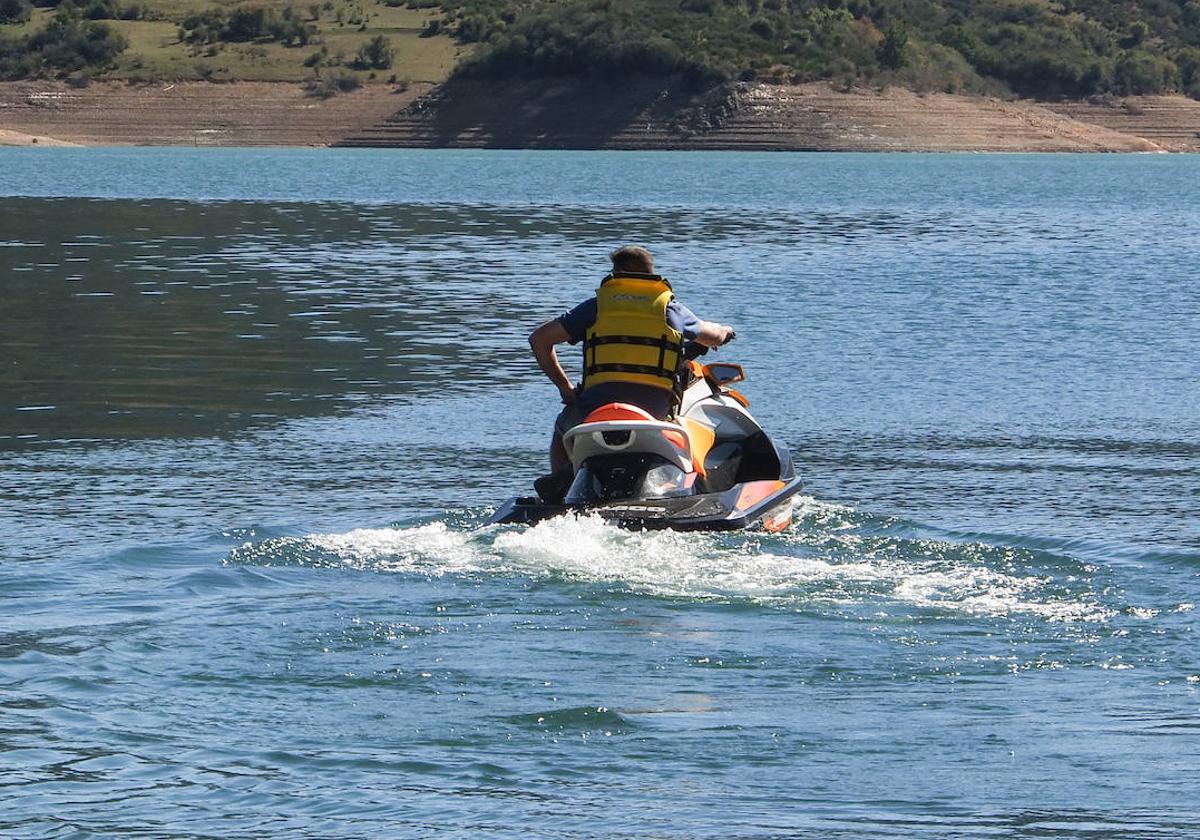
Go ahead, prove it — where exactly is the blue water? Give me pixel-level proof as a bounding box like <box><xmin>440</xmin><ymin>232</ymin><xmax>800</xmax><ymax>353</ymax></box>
<box><xmin>2</xmin><ymin>149</ymin><xmax>1199</xmax><ymax>838</ymax></box>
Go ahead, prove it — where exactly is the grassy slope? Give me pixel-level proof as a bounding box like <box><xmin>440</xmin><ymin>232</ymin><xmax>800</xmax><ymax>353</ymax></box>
<box><xmin>2</xmin><ymin>0</ymin><xmax>462</xmax><ymax>84</ymax></box>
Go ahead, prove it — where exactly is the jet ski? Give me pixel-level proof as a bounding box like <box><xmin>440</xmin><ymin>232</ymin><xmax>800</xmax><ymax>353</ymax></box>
<box><xmin>491</xmin><ymin>344</ymin><xmax>803</xmax><ymax>531</ymax></box>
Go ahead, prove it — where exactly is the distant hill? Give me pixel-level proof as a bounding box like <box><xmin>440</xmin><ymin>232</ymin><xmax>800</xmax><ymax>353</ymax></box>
<box><xmin>2</xmin><ymin>0</ymin><xmax>1198</xmax><ymax>101</ymax></box>
<box><xmin>444</xmin><ymin>0</ymin><xmax>1200</xmax><ymax>99</ymax></box>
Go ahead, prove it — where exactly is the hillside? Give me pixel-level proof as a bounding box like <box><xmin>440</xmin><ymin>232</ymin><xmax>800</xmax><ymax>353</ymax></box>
<box><xmin>3</xmin><ymin>0</ymin><xmax>1200</xmax><ymax>150</ymax></box>
<box><xmin>442</xmin><ymin>0</ymin><xmax>1200</xmax><ymax>101</ymax></box>
<box><xmin>2</xmin><ymin>0</ymin><xmax>1199</xmax><ymax>100</ymax></box>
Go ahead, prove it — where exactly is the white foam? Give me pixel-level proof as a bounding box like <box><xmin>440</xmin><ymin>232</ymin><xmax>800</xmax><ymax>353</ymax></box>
<box><xmin>308</xmin><ymin>523</ymin><xmax>481</xmax><ymax>573</ymax></box>
<box><xmin>230</xmin><ymin>499</ymin><xmax>1113</xmax><ymax>622</ymax></box>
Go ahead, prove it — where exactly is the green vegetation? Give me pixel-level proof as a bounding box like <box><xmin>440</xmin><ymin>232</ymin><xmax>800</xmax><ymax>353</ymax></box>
<box><xmin>353</xmin><ymin>31</ymin><xmax>393</xmax><ymax>66</ymax></box>
<box><xmin>0</xmin><ymin>0</ymin><xmax>456</xmax><ymax>86</ymax></box>
<box><xmin>1</xmin><ymin>6</ymin><xmax>127</xmax><ymax>79</ymax></box>
<box><xmin>306</xmin><ymin>64</ymin><xmax>361</xmax><ymax>93</ymax></box>
<box><xmin>0</xmin><ymin>0</ymin><xmax>1196</xmax><ymax>99</ymax></box>
<box><xmin>0</xmin><ymin>0</ymin><xmax>32</xmax><ymax>25</ymax></box>
<box><xmin>439</xmin><ymin>0</ymin><xmax>1200</xmax><ymax>98</ymax></box>
<box><xmin>180</xmin><ymin>6</ymin><xmax>315</xmax><ymax>46</ymax></box>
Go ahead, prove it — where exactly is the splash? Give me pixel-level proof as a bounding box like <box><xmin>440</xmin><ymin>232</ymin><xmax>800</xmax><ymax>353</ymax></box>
<box><xmin>226</xmin><ymin>522</ymin><xmax>481</xmax><ymax>573</ymax></box>
<box><xmin>226</xmin><ymin>499</ymin><xmax>1113</xmax><ymax>622</ymax></box>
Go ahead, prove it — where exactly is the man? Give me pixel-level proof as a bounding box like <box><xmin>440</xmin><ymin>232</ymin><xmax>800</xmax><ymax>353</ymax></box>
<box><xmin>528</xmin><ymin>245</ymin><xmax>735</xmax><ymax>500</ymax></box>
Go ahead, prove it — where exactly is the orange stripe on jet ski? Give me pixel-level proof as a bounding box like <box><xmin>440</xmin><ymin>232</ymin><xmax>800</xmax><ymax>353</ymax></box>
<box><xmin>682</xmin><ymin>418</ymin><xmax>715</xmax><ymax>479</ymax></box>
<box><xmin>723</xmin><ymin>387</ymin><xmax>750</xmax><ymax>408</ymax></box>
<box><xmin>735</xmin><ymin>480</ymin><xmax>786</xmax><ymax>512</ymax></box>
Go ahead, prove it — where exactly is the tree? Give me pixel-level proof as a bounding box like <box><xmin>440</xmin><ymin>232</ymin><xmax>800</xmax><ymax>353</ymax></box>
<box><xmin>878</xmin><ymin>25</ymin><xmax>908</xmax><ymax>70</ymax></box>
<box><xmin>223</xmin><ymin>7</ymin><xmax>269</xmax><ymax>41</ymax></box>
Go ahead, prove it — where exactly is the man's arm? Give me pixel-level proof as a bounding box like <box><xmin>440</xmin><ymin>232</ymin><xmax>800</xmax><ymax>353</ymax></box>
<box><xmin>693</xmin><ymin>319</ymin><xmax>736</xmax><ymax>348</ymax></box>
<box><xmin>670</xmin><ymin>300</ymin><xmax>734</xmax><ymax>349</ymax></box>
<box><xmin>529</xmin><ymin>319</ymin><xmax>577</xmax><ymax>405</ymax></box>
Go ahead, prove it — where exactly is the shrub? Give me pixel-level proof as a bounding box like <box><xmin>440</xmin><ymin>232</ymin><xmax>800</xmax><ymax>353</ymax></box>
<box><xmin>455</xmin><ymin>13</ymin><xmax>498</xmax><ymax>43</ymax></box>
<box><xmin>1</xmin><ymin>16</ymin><xmax>127</xmax><ymax>78</ymax></box>
<box><xmin>180</xmin><ymin>6</ymin><xmax>313</xmax><ymax>47</ymax></box>
<box><xmin>180</xmin><ymin>10</ymin><xmax>225</xmax><ymax>44</ymax></box>
<box><xmin>0</xmin><ymin>0</ymin><xmax>32</xmax><ymax>24</ymax></box>
<box><xmin>272</xmin><ymin>17</ymin><xmax>314</xmax><ymax>45</ymax></box>
<box><xmin>1178</xmin><ymin>47</ymin><xmax>1200</xmax><ymax>96</ymax></box>
<box><xmin>35</xmin><ymin>17</ymin><xmax>127</xmax><ymax>64</ymax></box>
<box><xmin>1113</xmin><ymin>49</ymin><xmax>1178</xmax><ymax>95</ymax></box>
<box><xmin>749</xmin><ymin>18</ymin><xmax>773</xmax><ymax>40</ymax></box>
<box><xmin>353</xmin><ymin>34</ymin><xmax>393</xmax><ymax>69</ymax></box>
<box><xmin>118</xmin><ymin>3</ymin><xmax>151</xmax><ymax>20</ymax></box>
<box><xmin>307</xmin><ymin>68</ymin><xmax>361</xmax><ymax>97</ymax></box>
<box><xmin>0</xmin><ymin>32</ymin><xmax>35</xmax><ymax>78</ymax></box>
<box><xmin>83</xmin><ymin>0</ymin><xmax>118</xmax><ymax>20</ymax></box>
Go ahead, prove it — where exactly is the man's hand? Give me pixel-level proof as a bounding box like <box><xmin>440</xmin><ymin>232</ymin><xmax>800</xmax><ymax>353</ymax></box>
<box><xmin>558</xmin><ymin>383</ymin><xmax>577</xmax><ymax>406</ymax></box>
<box><xmin>695</xmin><ymin>321</ymin><xmax>736</xmax><ymax>348</ymax></box>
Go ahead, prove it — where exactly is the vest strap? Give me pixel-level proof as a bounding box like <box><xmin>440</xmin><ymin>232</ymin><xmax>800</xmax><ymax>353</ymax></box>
<box><xmin>585</xmin><ymin>363</ymin><xmax>678</xmax><ymax>378</ymax></box>
<box><xmin>583</xmin><ymin>334</ymin><xmax>684</xmax><ymax>379</ymax></box>
<box><xmin>586</xmin><ymin>335</ymin><xmax>685</xmax><ymax>350</ymax></box>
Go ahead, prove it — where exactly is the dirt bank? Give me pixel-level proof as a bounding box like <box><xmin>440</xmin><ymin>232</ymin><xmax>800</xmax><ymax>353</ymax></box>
<box><xmin>339</xmin><ymin>79</ymin><xmax>1199</xmax><ymax>152</ymax></box>
<box><xmin>3</xmin><ymin>78</ymin><xmax>1198</xmax><ymax>151</ymax></box>
<box><xmin>0</xmin><ymin>80</ymin><xmax>431</xmax><ymax>147</ymax></box>
<box><xmin>1044</xmin><ymin>95</ymin><xmax>1200</xmax><ymax>152</ymax></box>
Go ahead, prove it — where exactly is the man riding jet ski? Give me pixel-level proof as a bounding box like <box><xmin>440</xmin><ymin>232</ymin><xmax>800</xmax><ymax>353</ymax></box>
<box><xmin>491</xmin><ymin>246</ymin><xmax>802</xmax><ymax>531</ymax></box>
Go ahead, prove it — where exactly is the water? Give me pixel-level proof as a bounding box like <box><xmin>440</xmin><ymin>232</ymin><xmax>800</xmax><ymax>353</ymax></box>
<box><xmin>2</xmin><ymin>149</ymin><xmax>1199</xmax><ymax>838</ymax></box>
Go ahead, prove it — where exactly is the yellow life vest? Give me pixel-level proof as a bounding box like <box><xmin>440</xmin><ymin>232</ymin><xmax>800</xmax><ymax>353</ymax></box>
<box><xmin>583</xmin><ymin>273</ymin><xmax>685</xmax><ymax>393</ymax></box>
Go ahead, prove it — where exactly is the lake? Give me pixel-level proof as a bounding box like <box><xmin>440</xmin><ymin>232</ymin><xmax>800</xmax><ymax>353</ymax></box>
<box><xmin>2</xmin><ymin>149</ymin><xmax>1198</xmax><ymax>838</ymax></box>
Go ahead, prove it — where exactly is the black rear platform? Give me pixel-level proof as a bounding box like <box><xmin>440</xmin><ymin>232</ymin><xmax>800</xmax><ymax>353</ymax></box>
<box><xmin>489</xmin><ymin>477</ymin><xmax>803</xmax><ymax>532</ymax></box>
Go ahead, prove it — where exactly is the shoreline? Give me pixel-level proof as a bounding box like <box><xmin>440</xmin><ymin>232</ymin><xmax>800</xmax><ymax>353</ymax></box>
<box><xmin>3</xmin><ymin>79</ymin><xmax>1199</xmax><ymax>153</ymax></box>
<box><xmin>0</xmin><ymin>127</ymin><xmax>79</xmax><ymax>147</ymax></box>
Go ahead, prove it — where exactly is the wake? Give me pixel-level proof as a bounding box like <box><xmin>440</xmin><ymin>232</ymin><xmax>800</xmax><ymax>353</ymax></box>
<box><xmin>225</xmin><ymin>497</ymin><xmax>1113</xmax><ymax>622</ymax></box>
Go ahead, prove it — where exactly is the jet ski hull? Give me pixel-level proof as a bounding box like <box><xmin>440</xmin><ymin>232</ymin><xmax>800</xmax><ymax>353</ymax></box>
<box><xmin>491</xmin><ymin>476</ymin><xmax>803</xmax><ymax>532</ymax></box>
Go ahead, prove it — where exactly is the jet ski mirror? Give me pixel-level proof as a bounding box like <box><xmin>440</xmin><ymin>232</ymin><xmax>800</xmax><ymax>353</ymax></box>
<box><xmin>704</xmin><ymin>363</ymin><xmax>745</xmax><ymax>385</ymax></box>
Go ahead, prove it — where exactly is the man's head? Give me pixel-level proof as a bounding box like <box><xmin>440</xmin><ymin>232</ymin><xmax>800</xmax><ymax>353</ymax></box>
<box><xmin>610</xmin><ymin>245</ymin><xmax>654</xmax><ymax>275</ymax></box>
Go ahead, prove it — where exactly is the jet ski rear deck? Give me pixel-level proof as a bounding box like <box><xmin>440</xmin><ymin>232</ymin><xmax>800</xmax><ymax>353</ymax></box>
<box><xmin>492</xmin><ymin>475</ymin><xmax>803</xmax><ymax>532</ymax></box>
